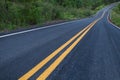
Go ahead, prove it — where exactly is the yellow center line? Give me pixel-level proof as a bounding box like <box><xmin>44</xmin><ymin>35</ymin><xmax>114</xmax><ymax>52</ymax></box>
<box><xmin>36</xmin><ymin>11</ymin><xmax>106</xmax><ymax>80</ymax></box>
<box><xmin>19</xmin><ymin>10</ymin><xmax>106</xmax><ymax>80</ymax></box>
<box><xmin>36</xmin><ymin>19</ymin><xmax>98</xmax><ymax>80</ymax></box>
<box><xmin>19</xmin><ymin>22</ymin><xmax>92</xmax><ymax>80</ymax></box>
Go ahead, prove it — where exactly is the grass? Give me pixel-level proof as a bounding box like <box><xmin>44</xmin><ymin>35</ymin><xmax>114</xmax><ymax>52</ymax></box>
<box><xmin>111</xmin><ymin>4</ymin><xmax>120</xmax><ymax>27</ymax></box>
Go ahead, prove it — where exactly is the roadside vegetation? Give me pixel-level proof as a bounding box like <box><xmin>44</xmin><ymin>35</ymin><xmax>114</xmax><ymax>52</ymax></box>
<box><xmin>0</xmin><ymin>0</ymin><xmax>119</xmax><ymax>32</ymax></box>
<box><xmin>111</xmin><ymin>3</ymin><xmax>120</xmax><ymax>27</ymax></box>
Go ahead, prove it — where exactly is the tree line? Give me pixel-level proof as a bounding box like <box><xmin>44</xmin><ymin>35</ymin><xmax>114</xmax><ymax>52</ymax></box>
<box><xmin>0</xmin><ymin>0</ymin><xmax>119</xmax><ymax>31</ymax></box>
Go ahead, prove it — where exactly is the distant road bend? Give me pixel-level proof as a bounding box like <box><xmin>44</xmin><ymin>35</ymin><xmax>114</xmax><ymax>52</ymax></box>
<box><xmin>0</xmin><ymin>4</ymin><xmax>120</xmax><ymax>80</ymax></box>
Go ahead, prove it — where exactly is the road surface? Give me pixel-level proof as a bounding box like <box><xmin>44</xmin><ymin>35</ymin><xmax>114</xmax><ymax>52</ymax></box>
<box><xmin>0</xmin><ymin>4</ymin><xmax>120</xmax><ymax>80</ymax></box>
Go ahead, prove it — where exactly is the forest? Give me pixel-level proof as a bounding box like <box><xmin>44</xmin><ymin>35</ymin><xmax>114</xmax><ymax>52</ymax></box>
<box><xmin>0</xmin><ymin>0</ymin><xmax>119</xmax><ymax>31</ymax></box>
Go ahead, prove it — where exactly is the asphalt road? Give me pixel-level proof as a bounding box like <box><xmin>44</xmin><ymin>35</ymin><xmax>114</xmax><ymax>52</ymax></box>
<box><xmin>0</xmin><ymin>4</ymin><xmax>120</xmax><ymax>80</ymax></box>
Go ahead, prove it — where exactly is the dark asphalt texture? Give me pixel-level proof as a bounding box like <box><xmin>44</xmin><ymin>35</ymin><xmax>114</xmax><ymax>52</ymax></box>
<box><xmin>0</xmin><ymin>4</ymin><xmax>120</xmax><ymax>80</ymax></box>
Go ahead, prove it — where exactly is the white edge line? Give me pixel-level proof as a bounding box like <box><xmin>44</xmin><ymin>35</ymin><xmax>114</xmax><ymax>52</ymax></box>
<box><xmin>107</xmin><ymin>6</ymin><xmax>120</xmax><ymax>30</ymax></box>
<box><xmin>0</xmin><ymin>6</ymin><xmax>105</xmax><ymax>39</ymax></box>
<box><xmin>0</xmin><ymin>7</ymin><xmax>108</xmax><ymax>39</ymax></box>
<box><xmin>0</xmin><ymin>20</ymin><xmax>80</xmax><ymax>38</ymax></box>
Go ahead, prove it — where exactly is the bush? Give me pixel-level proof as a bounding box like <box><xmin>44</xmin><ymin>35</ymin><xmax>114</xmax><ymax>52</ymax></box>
<box><xmin>0</xmin><ymin>0</ymin><xmax>100</xmax><ymax>31</ymax></box>
<box><xmin>111</xmin><ymin>4</ymin><xmax>120</xmax><ymax>27</ymax></box>
<box><xmin>8</xmin><ymin>2</ymin><xmax>25</xmax><ymax>25</ymax></box>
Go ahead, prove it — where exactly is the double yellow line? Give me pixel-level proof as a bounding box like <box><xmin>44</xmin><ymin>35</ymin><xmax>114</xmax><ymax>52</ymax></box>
<box><xmin>19</xmin><ymin>11</ymin><xmax>105</xmax><ymax>80</ymax></box>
